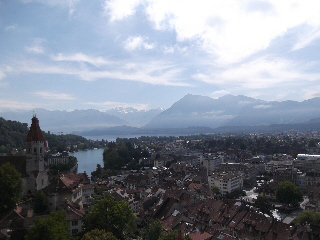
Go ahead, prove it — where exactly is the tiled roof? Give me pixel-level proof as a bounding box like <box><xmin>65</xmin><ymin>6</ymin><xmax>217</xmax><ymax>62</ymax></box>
<box><xmin>189</xmin><ymin>231</ymin><xmax>212</xmax><ymax>240</ymax></box>
<box><xmin>25</xmin><ymin>116</ymin><xmax>44</xmax><ymax>142</ymax></box>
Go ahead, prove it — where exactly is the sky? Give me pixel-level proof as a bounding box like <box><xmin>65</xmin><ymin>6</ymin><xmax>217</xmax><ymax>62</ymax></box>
<box><xmin>1</xmin><ymin>0</ymin><xmax>320</xmax><ymax>112</ymax></box>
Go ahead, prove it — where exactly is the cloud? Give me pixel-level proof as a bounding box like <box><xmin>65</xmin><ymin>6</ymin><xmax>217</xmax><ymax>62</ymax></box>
<box><xmin>87</xmin><ymin>101</ymin><xmax>148</xmax><ymax>111</ymax></box>
<box><xmin>193</xmin><ymin>56</ymin><xmax>320</xmax><ymax>89</ymax></box>
<box><xmin>5</xmin><ymin>25</ymin><xmax>16</xmax><ymax>31</ymax></box>
<box><xmin>7</xmin><ymin>57</ymin><xmax>188</xmax><ymax>86</ymax></box>
<box><xmin>22</xmin><ymin>0</ymin><xmax>79</xmax><ymax>8</ymax></box>
<box><xmin>254</xmin><ymin>104</ymin><xmax>272</xmax><ymax>109</ymax></box>
<box><xmin>0</xmin><ymin>100</ymin><xmax>39</xmax><ymax>110</ymax></box>
<box><xmin>292</xmin><ymin>28</ymin><xmax>320</xmax><ymax>51</ymax></box>
<box><xmin>211</xmin><ymin>90</ymin><xmax>230</xmax><ymax>99</ymax></box>
<box><xmin>25</xmin><ymin>38</ymin><xmax>45</xmax><ymax>54</ymax></box>
<box><xmin>124</xmin><ymin>36</ymin><xmax>156</xmax><ymax>51</ymax></box>
<box><xmin>104</xmin><ymin>0</ymin><xmax>141</xmax><ymax>21</ymax></box>
<box><xmin>52</xmin><ymin>53</ymin><xmax>111</xmax><ymax>67</ymax></box>
<box><xmin>105</xmin><ymin>0</ymin><xmax>320</xmax><ymax>63</ymax></box>
<box><xmin>31</xmin><ymin>91</ymin><xmax>76</xmax><ymax>100</ymax></box>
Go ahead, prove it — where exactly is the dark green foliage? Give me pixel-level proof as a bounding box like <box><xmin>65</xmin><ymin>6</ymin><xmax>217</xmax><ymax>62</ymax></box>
<box><xmin>276</xmin><ymin>181</ymin><xmax>303</xmax><ymax>205</ymax></box>
<box><xmin>294</xmin><ymin>210</ymin><xmax>320</xmax><ymax>226</ymax></box>
<box><xmin>145</xmin><ymin>219</ymin><xmax>163</xmax><ymax>240</ymax></box>
<box><xmin>0</xmin><ymin>162</ymin><xmax>23</xmax><ymax>214</ymax></box>
<box><xmin>81</xmin><ymin>229</ymin><xmax>118</xmax><ymax>240</ymax></box>
<box><xmin>33</xmin><ymin>190</ymin><xmax>47</xmax><ymax>213</ymax></box>
<box><xmin>49</xmin><ymin>156</ymin><xmax>78</xmax><ymax>175</ymax></box>
<box><xmin>25</xmin><ymin>209</ymin><xmax>71</xmax><ymax>240</ymax></box>
<box><xmin>84</xmin><ymin>194</ymin><xmax>135</xmax><ymax>239</ymax></box>
<box><xmin>103</xmin><ymin>141</ymin><xmax>149</xmax><ymax>170</ymax></box>
<box><xmin>159</xmin><ymin>230</ymin><xmax>178</xmax><ymax>240</ymax></box>
<box><xmin>0</xmin><ymin>117</ymin><xmax>29</xmax><ymax>154</ymax></box>
<box><xmin>254</xmin><ymin>195</ymin><xmax>273</xmax><ymax>215</ymax></box>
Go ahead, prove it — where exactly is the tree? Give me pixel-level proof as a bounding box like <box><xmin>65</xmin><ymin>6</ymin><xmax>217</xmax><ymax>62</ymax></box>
<box><xmin>0</xmin><ymin>162</ymin><xmax>23</xmax><ymax>214</ymax></box>
<box><xmin>294</xmin><ymin>210</ymin><xmax>320</xmax><ymax>226</ymax></box>
<box><xmin>25</xmin><ymin>209</ymin><xmax>71</xmax><ymax>240</ymax></box>
<box><xmin>84</xmin><ymin>194</ymin><xmax>134</xmax><ymax>239</ymax></box>
<box><xmin>160</xmin><ymin>230</ymin><xmax>178</xmax><ymax>240</ymax></box>
<box><xmin>276</xmin><ymin>181</ymin><xmax>303</xmax><ymax>205</ymax></box>
<box><xmin>33</xmin><ymin>190</ymin><xmax>47</xmax><ymax>213</ymax></box>
<box><xmin>145</xmin><ymin>219</ymin><xmax>163</xmax><ymax>240</ymax></box>
<box><xmin>254</xmin><ymin>195</ymin><xmax>273</xmax><ymax>215</ymax></box>
<box><xmin>81</xmin><ymin>229</ymin><xmax>118</xmax><ymax>240</ymax></box>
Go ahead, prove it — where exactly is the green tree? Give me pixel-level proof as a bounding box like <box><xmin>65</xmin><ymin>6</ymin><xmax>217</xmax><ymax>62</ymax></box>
<box><xmin>84</xmin><ymin>194</ymin><xmax>134</xmax><ymax>239</ymax></box>
<box><xmin>294</xmin><ymin>210</ymin><xmax>320</xmax><ymax>226</ymax></box>
<box><xmin>146</xmin><ymin>219</ymin><xmax>163</xmax><ymax>240</ymax></box>
<box><xmin>81</xmin><ymin>229</ymin><xmax>118</xmax><ymax>240</ymax></box>
<box><xmin>25</xmin><ymin>209</ymin><xmax>71</xmax><ymax>240</ymax></box>
<box><xmin>0</xmin><ymin>162</ymin><xmax>23</xmax><ymax>214</ymax></box>
<box><xmin>160</xmin><ymin>230</ymin><xmax>178</xmax><ymax>240</ymax></box>
<box><xmin>308</xmin><ymin>139</ymin><xmax>317</xmax><ymax>147</ymax></box>
<box><xmin>33</xmin><ymin>190</ymin><xmax>47</xmax><ymax>214</ymax></box>
<box><xmin>254</xmin><ymin>195</ymin><xmax>273</xmax><ymax>215</ymax></box>
<box><xmin>276</xmin><ymin>181</ymin><xmax>303</xmax><ymax>205</ymax></box>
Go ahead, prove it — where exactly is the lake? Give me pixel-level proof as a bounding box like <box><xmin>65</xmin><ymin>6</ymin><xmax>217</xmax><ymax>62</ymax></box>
<box><xmin>70</xmin><ymin>148</ymin><xmax>104</xmax><ymax>176</ymax></box>
<box><xmin>82</xmin><ymin>133</ymin><xmax>191</xmax><ymax>141</ymax></box>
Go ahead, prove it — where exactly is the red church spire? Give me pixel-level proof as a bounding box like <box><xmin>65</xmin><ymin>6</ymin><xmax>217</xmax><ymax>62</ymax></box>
<box><xmin>25</xmin><ymin>115</ymin><xmax>45</xmax><ymax>142</ymax></box>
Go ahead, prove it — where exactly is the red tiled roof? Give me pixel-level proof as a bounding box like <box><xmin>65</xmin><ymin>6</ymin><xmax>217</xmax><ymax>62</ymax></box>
<box><xmin>189</xmin><ymin>231</ymin><xmax>212</xmax><ymax>240</ymax></box>
<box><xmin>25</xmin><ymin>116</ymin><xmax>45</xmax><ymax>142</ymax></box>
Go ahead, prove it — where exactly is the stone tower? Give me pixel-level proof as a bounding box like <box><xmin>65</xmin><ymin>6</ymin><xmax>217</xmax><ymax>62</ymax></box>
<box><xmin>25</xmin><ymin>114</ymin><xmax>48</xmax><ymax>193</ymax></box>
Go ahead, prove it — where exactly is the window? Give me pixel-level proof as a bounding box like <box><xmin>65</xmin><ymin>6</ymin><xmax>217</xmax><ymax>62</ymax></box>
<box><xmin>72</xmin><ymin>229</ymin><xmax>78</xmax><ymax>234</ymax></box>
<box><xmin>72</xmin><ymin>220</ymin><xmax>78</xmax><ymax>226</ymax></box>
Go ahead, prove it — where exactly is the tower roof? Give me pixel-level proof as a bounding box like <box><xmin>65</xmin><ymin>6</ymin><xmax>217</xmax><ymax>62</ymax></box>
<box><xmin>26</xmin><ymin>116</ymin><xmax>45</xmax><ymax>142</ymax></box>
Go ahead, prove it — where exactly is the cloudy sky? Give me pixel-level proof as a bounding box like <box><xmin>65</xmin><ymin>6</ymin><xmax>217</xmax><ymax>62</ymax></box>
<box><xmin>1</xmin><ymin>0</ymin><xmax>320</xmax><ymax>112</ymax></box>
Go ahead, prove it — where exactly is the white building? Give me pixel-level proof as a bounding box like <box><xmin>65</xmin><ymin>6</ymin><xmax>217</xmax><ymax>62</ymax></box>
<box><xmin>202</xmin><ymin>153</ymin><xmax>224</xmax><ymax>173</ymax></box>
<box><xmin>208</xmin><ymin>172</ymin><xmax>243</xmax><ymax>196</ymax></box>
<box><xmin>47</xmin><ymin>151</ymin><xmax>70</xmax><ymax>165</ymax></box>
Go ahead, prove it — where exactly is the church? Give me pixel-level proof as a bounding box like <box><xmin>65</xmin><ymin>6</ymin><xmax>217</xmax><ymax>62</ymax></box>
<box><xmin>0</xmin><ymin>114</ymin><xmax>49</xmax><ymax>196</ymax></box>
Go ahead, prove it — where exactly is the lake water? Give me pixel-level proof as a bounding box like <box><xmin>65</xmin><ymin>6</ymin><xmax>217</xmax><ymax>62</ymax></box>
<box><xmin>82</xmin><ymin>133</ymin><xmax>191</xmax><ymax>141</ymax></box>
<box><xmin>70</xmin><ymin>148</ymin><xmax>104</xmax><ymax>176</ymax></box>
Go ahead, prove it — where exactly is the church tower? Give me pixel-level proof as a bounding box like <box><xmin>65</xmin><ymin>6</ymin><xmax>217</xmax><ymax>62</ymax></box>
<box><xmin>25</xmin><ymin>114</ymin><xmax>48</xmax><ymax>193</ymax></box>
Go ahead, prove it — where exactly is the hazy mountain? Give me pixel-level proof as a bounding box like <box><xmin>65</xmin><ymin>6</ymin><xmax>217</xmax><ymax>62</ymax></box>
<box><xmin>2</xmin><ymin>94</ymin><xmax>320</xmax><ymax>135</ymax></box>
<box><xmin>105</xmin><ymin>107</ymin><xmax>163</xmax><ymax>127</ymax></box>
<box><xmin>143</xmin><ymin>94</ymin><xmax>265</xmax><ymax>129</ymax></box>
<box><xmin>0</xmin><ymin>109</ymin><xmax>127</xmax><ymax>133</ymax></box>
<box><xmin>225</xmin><ymin>97</ymin><xmax>320</xmax><ymax>126</ymax></box>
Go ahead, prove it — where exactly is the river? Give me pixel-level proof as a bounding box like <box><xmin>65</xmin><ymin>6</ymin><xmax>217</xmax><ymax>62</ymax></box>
<box><xmin>70</xmin><ymin>148</ymin><xmax>104</xmax><ymax>176</ymax></box>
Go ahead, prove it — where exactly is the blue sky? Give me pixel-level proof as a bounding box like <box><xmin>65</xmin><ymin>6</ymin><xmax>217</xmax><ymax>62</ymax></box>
<box><xmin>1</xmin><ymin>0</ymin><xmax>320</xmax><ymax>112</ymax></box>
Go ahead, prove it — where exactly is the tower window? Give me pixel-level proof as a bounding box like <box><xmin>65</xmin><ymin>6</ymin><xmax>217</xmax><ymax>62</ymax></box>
<box><xmin>40</xmin><ymin>147</ymin><xmax>42</xmax><ymax>154</ymax></box>
<box><xmin>34</xmin><ymin>147</ymin><xmax>37</xmax><ymax>153</ymax></box>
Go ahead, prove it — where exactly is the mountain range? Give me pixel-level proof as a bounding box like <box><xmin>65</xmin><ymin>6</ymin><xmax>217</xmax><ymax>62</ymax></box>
<box><xmin>1</xmin><ymin>94</ymin><xmax>320</xmax><ymax>135</ymax></box>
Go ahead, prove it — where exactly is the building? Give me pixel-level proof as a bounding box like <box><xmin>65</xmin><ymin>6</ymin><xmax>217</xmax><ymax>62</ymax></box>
<box><xmin>273</xmin><ymin>167</ymin><xmax>298</xmax><ymax>184</ymax></box>
<box><xmin>306</xmin><ymin>169</ymin><xmax>320</xmax><ymax>187</ymax></box>
<box><xmin>215</xmin><ymin>162</ymin><xmax>256</xmax><ymax>186</ymax></box>
<box><xmin>44</xmin><ymin>173</ymin><xmax>90</xmax><ymax>212</ymax></box>
<box><xmin>202</xmin><ymin>153</ymin><xmax>224</xmax><ymax>173</ymax></box>
<box><xmin>47</xmin><ymin>151</ymin><xmax>70</xmax><ymax>165</ymax></box>
<box><xmin>208</xmin><ymin>171</ymin><xmax>243</xmax><ymax>195</ymax></box>
<box><xmin>0</xmin><ymin>115</ymin><xmax>49</xmax><ymax>195</ymax></box>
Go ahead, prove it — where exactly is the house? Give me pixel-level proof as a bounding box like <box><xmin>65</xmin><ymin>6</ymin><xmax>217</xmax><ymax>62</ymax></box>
<box><xmin>56</xmin><ymin>200</ymin><xmax>85</xmax><ymax>235</ymax></box>
<box><xmin>44</xmin><ymin>173</ymin><xmax>90</xmax><ymax>212</ymax></box>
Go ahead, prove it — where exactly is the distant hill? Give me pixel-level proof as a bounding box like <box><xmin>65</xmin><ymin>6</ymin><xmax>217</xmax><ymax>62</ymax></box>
<box><xmin>143</xmin><ymin>94</ymin><xmax>265</xmax><ymax>129</ymax></box>
<box><xmin>2</xmin><ymin>94</ymin><xmax>320</xmax><ymax>135</ymax></box>
<box><xmin>105</xmin><ymin>107</ymin><xmax>163</xmax><ymax>127</ymax></box>
<box><xmin>144</xmin><ymin>94</ymin><xmax>320</xmax><ymax>129</ymax></box>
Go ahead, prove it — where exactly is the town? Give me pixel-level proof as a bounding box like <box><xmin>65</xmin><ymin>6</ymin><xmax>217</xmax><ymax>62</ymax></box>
<box><xmin>1</xmin><ymin>116</ymin><xmax>320</xmax><ymax>240</ymax></box>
